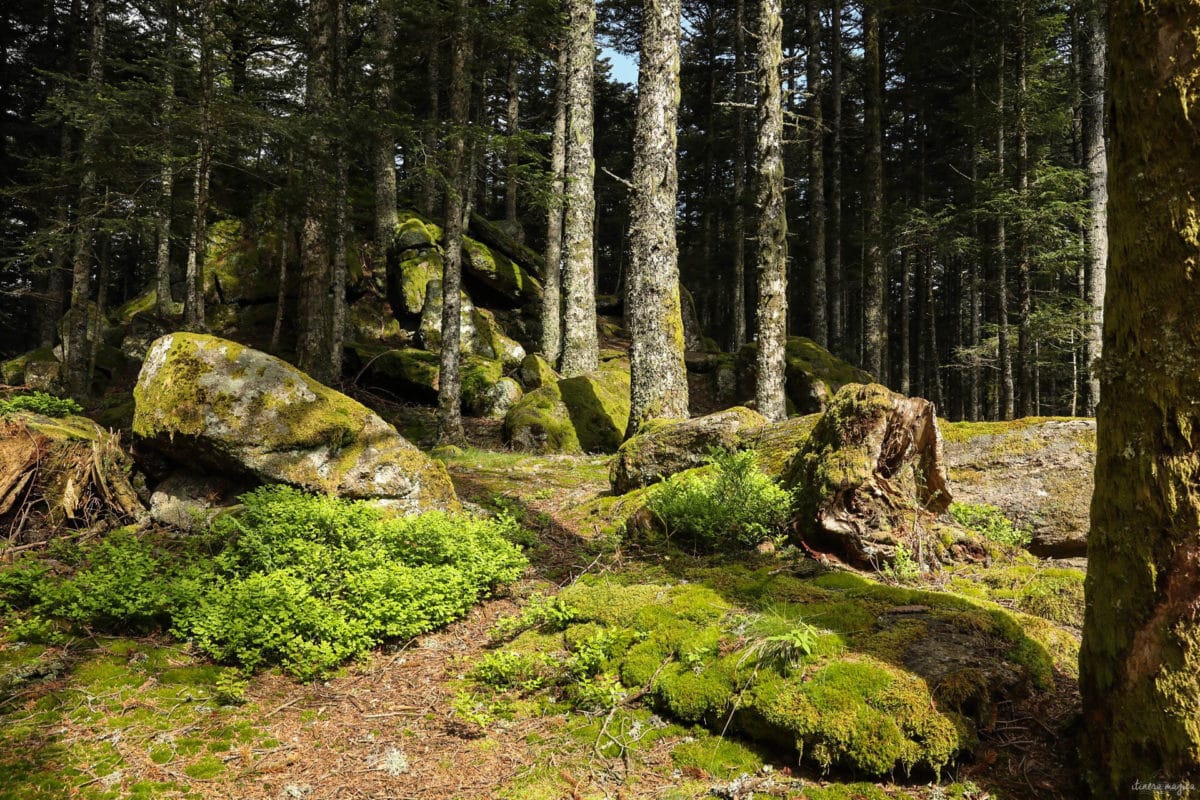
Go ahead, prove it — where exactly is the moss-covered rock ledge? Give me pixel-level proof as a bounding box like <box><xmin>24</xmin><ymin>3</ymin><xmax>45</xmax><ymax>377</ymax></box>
<box><xmin>133</xmin><ymin>333</ymin><xmax>459</xmax><ymax>513</ymax></box>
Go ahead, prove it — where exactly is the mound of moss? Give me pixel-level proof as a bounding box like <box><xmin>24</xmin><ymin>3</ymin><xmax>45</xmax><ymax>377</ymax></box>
<box><xmin>476</xmin><ymin>568</ymin><xmax>1073</xmax><ymax>779</ymax></box>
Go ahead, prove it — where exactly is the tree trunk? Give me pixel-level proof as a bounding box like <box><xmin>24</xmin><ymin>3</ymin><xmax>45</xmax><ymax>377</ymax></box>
<box><xmin>807</xmin><ymin>0</ymin><xmax>827</xmax><ymax>348</ymax></box>
<box><xmin>1080</xmin><ymin>0</ymin><xmax>1200</xmax><ymax>791</ymax></box>
<box><xmin>968</xmin><ymin>33</ymin><xmax>982</xmax><ymax>421</ymax></box>
<box><xmin>154</xmin><ymin>0</ymin><xmax>177</xmax><ymax>318</ymax></box>
<box><xmin>626</xmin><ymin>0</ymin><xmax>689</xmax><ymax>438</ymax></box>
<box><xmin>505</xmin><ymin>54</ymin><xmax>521</xmax><ymax>239</ymax></box>
<box><xmin>862</xmin><ymin>1</ymin><xmax>885</xmax><ymax>379</ymax></box>
<box><xmin>184</xmin><ymin>0</ymin><xmax>213</xmax><ymax>332</ymax></box>
<box><xmin>900</xmin><ymin>250</ymin><xmax>911</xmax><ymax>395</ymax></box>
<box><xmin>297</xmin><ymin>0</ymin><xmax>335</xmax><ymax>381</ymax></box>
<box><xmin>373</xmin><ymin>0</ymin><xmax>397</xmax><ymax>263</ymax></box>
<box><xmin>542</xmin><ymin>46</ymin><xmax>568</xmax><ymax>363</ymax></box>
<box><xmin>436</xmin><ymin>0</ymin><xmax>472</xmax><ymax>445</ymax></box>
<box><xmin>560</xmin><ymin>0</ymin><xmax>599</xmax><ymax>377</ymax></box>
<box><xmin>270</xmin><ymin>160</ymin><xmax>292</xmax><ymax>353</ymax></box>
<box><xmin>422</xmin><ymin>35</ymin><xmax>440</xmax><ymax>218</ymax></box>
<box><xmin>329</xmin><ymin>0</ymin><xmax>348</xmax><ymax>381</ymax></box>
<box><xmin>730</xmin><ymin>0</ymin><xmax>748</xmax><ymax>352</ymax></box>
<box><xmin>1081</xmin><ymin>0</ymin><xmax>1107</xmax><ymax>416</ymax></box>
<box><xmin>1015</xmin><ymin>2</ymin><xmax>1033</xmax><ymax>418</ymax></box>
<box><xmin>996</xmin><ymin>35</ymin><xmax>1014</xmax><ymax>420</ymax></box>
<box><xmin>63</xmin><ymin>0</ymin><xmax>106</xmax><ymax>399</ymax></box>
<box><xmin>754</xmin><ymin>0</ymin><xmax>788</xmax><ymax>422</ymax></box>
<box><xmin>827</xmin><ymin>0</ymin><xmax>843</xmax><ymax>357</ymax></box>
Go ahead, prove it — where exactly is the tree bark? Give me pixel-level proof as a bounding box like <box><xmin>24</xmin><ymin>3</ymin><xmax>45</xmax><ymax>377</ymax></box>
<box><xmin>1081</xmin><ymin>0</ymin><xmax>1107</xmax><ymax>416</ymax></box>
<box><xmin>184</xmin><ymin>0</ymin><xmax>213</xmax><ymax>332</ymax></box>
<box><xmin>754</xmin><ymin>0</ymin><xmax>788</xmax><ymax>422</ymax></box>
<box><xmin>626</xmin><ymin>0</ymin><xmax>689</xmax><ymax>438</ymax></box>
<box><xmin>436</xmin><ymin>0</ymin><xmax>472</xmax><ymax>445</ymax></box>
<box><xmin>807</xmin><ymin>0</ymin><xmax>827</xmax><ymax>348</ymax></box>
<box><xmin>827</xmin><ymin>0</ymin><xmax>843</xmax><ymax>356</ymax></box>
<box><xmin>560</xmin><ymin>0</ymin><xmax>599</xmax><ymax>377</ymax></box>
<box><xmin>329</xmin><ymin>0</ymin><xmax>348</xmax><ymax>381</ymax></box>
<box><xmin>900</xmin><ymin>250</ymin><xmax>911</xmax><ymax>395</ymax></box>
<box><xmin>154</xmin><ymin>0</ymin><xmax>177</xmax><ymax>318</ymax></box>
<box><xmin>373</xmin><ymin>0</ymin><xmax>398</xmax><ymax>263</ymax></box>
<box><xmin>505</xmin><ymin>54</ymin><xmax>521</xmax><ymax>238</ymax></box>
<box><xmin>730</xmin><ymin>0</ymin><xmax>749</xmax><ymax>352</ymax></box>
<box><xmin>862</xmin><ymin>1</ymin><xmax>885</xmax><ymax>379</ymax></box>
<box><xmin>996</xmin><ymin>35</ymin><xmax>1014</xmax><ymax>420</ymax></box>
<box><xmin>1015</xmin><ymin>2</ymin><xmax>1033</xmax><ymax>417</ymax></box>
<box><xmin>1080</xmin><ymin>0</ymin><xmax>1200</xmax><ymax>791</ymax></box>
<box><xmin>297</xmin><ymin>0</ymin><xmax>335</xmax><ymax>381</ymax></box>
<box><xmin>422</xmin><ymin>35</ymin><xmax>440</xmax><ymax>218</ymax></box>
<box><xmin>63</xmin><ymin>0</ymin><xmax>106</xmax><ymax>399</ymax></box>
<box><xmin>542</xmin><ymin>46</ymin><xmax>568</xmax><ymax>363</ymax></box>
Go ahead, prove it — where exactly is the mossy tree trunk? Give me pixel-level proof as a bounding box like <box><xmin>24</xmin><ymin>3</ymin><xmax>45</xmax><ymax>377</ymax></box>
<box><xmin>542</xmin><ymin>46</ymin><xmax>567</xmax><ymax>363</ymax></box>
<box><xmin>436</xmin><ymin>0</ymin><xmax>472</xmax><ymax>446</ymax></box>
<box><xmin>807</xmin><ymin>0</ymin><xmax>827</xmax><ymax>349</ymax></box>
<box><xmin>1080</xmin><ymin>0</ymin><xmax>1200</xmax><ymax>793</ymax></box>
<box><xmin>995</xmin><ymin>34</ymin><xmax>1014</xmax><ymax>421</ymax></box>
<box><xmin>754</xmin><ymin>0</ymin><xmax>788</xmax><ymax>423</ymax></box>
<box><xmin>560</xmin><ymin>0</ymin><xmax>599</xmax><ymax>377</ymax></box>
<box><xmin>184</xmin><ymin>0</ymin><xmax>213</xmax><ymax>333</ymax></box>
<box><xmin>154</xmin><ymin>0</ymin><xmax>176</xmax><ymax>318</ymax></box>
<box><xmin>63</xmin><ymin>0</ymin><xmax>106</xmax><ymax>399</ymax></box>
<box><xmin>626</xmin><ymin>0</ymin><xmax>689</xmax><ymax>439</ymax></box>
<box><xmin>422</xmin><ymin>34</ymin><xmax>440</xmax><ymax>219</ymax></box>
<box><xmin>828</xmin><ymin>0</ymin><xmax>843</xmax><ymax>357</ymax></box>
<box><xmin>505</xmin><ymin>54</ymin><xmax>521</xmax><ymax>237</ymax></box>
<box><xmin>862</xmin><ymin>0</ymin><xmax>884</xmax><ymax>379</ymax></box>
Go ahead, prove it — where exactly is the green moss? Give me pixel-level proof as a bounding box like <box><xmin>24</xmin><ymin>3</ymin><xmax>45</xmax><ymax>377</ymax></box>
<box><xmin>2</xmin><ymin>348</ymin><xmax>57</xmax><ymax>386</ymax></box>
<box><xmin>182</xmin><ymin>755</ymin><xmax>225</xmax><ymax>779</ymax></box>
<box><xmin>517</xmin><ymin>353</ymin><xmax>559</xmax><ymax>391</ymax></box>
<box><xmin>938</xmin><ymin>416</ymin><xmax>1078</xmax><ymax>445</ymax></box>
<box><xmin>397</xmin><ymin>252</ymin><xmax>442</xmax><ymax>316</ymax></box>
<box><xmin>463</xmin><ymin>237</ymin><xmax>543</xmax><ymax>303</ymax></box>
<box><xmin>557</xmin><ymin>365</ymin><xmax>631</xmax><ymax>453</ymax></box>
<box><xmin>461</xmin><ymin>356</ymin><xmax>504</xmax><ymax>412</ymax></box>
<box><xmin>504</xmin><ymin>382</ymin><xmax>581</xmax><ymax>454</ymax></box>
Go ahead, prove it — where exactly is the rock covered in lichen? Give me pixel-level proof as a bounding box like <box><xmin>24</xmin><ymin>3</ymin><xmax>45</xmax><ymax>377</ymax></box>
<box><xmin>516</xmin><ymin>353</ymin><xmax>558</xmax><ymax>390</ymax></box>
<box><xmin>736</xmin><ymin>336</ymin><xmax>873</xmax><ymax>414</ymax></box>
<box><xmin>419</xmin><ymin>281</ymin><xmax>526</xmax><ymax>366</ymax></box>
<box><xmin>504</xmin><ymin>363</ymin><xmax>631</xmax><ymax>454</ymax></box>
<box><xmin>133</xmin><ymin>333</ymin><xmax>458</xmax><ymax>513</ymax></box>
<box><xmin>609</xmin><ymin>406</ymin><xmax>767</xmax><ymax>494</ymax></box>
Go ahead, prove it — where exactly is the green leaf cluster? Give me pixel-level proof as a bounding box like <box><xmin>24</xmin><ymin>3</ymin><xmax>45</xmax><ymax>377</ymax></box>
<box><xmin>647</xmin><ymin>449</ymin><xmax>791</xmax><ymax>550</ymax></box>
<box><xmin>0</xmin><ymin>392</ymin><xmax>83</xmax><ymax>418</ymax></box>
<box><xmin>949</xmin><ymin>502</ymin><xmax>1032</xmax><ymax>548</ymax></box>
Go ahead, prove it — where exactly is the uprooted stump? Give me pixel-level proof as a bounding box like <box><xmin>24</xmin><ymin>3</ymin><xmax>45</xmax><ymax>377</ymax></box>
<box><xmin>0</xmin><ymin>412</ymin><xmax>145</xmax><ymax>542</ymax></box>
<box><xmin>783</xmin><ymin>383</ymin><xmax>974</xmax><ymax>570</ymax></box>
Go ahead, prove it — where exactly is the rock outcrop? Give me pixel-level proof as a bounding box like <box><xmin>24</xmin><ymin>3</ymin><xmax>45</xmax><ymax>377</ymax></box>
<box><xmin>133</xmin><ymin>333</ymin><xmax>458</xmax><ymax>513</ymax></box>
<box><xmin>941</xmin><ymin>418</ymin><xmax>1095</xmax><ymax>557</ymax></box>
<box><xmin>504</xmin><ymin>364</ymin><xmax>631</xmax><ymax>454</ymax></box>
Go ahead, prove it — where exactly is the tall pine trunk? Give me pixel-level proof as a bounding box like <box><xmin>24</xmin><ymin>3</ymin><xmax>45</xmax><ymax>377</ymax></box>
<box><xmin>1080</xmin><ymin>0</ymin><xmax>1200</xmax><ymax>791</ymax></box>
<box><xmin>436</xmin><ymin>0</ymin><xmax>472</xmax><ymax>445</ymax></box>
<box><xmin>560</xmin><ymin>0</ymin><xmax>599</xmax><ymax>377</ymax></box>
<box><xmin>754</xmin><ymin>0</ymin><xmax>788</xmax><ymax>422</ymax></box>
<box><xmin>828</xmin><ymin>0</ymin><xmax>843</xmax><ymax>356</ymax></box>
<box><xmin>329</xmin><ymin>0</ymin><xmax>348</xmax><ymax>381</ymax></box>
<box><xmin>996</xmin><ymin>35</ymin><xmax>1014</xmax><ymax>420</ymax></box>
<box><xmin>541</xmin><ymin>47</ymin><xmax>567</xmax><ymax>363</ymax></box>
<box><xmin>297</xmin><ymin>0</ymin><xmax>335</xmax><ymax>381</ymax></box>
<box><xmin>730</xmin><ymin>0</ymin><xmax>748</xmax><ymax>351</ymax></box>
<box><xmin>154</xmin><ymin>0</ymin><xmax>177</xmax><ymax>317</ymax></box>
<box><xmin>807</xmin><ymin>0</ymin><xmax>827</xmax><ymax>347</ymax></box>
<box><xmin>1015</xmin><ymin>2</ymin><xmax>1033</xmax><ymax>417</ymax></box>
<box><xmin>505</xmin><ymin>55</ymin><xmax>521</xmax><ymax>238</ymax></box>
<box><xmin>184</xmin><ymin>0</ymin><xmax>213</xmax><ymax>332</ymax></box>
<box><xmin>626</xmin><ymin>0</ymin><xmax>689</xmax><ymax>438</ymax></box>
<box><xmin>63</xmin><ymin>0</ymin><xmax>106</xmax><ymax>399</ymax></box>
<box><xmin>1081</xmin><ymin>0</ymin><xmax>1107</xmax><ymax>416</ymax></box>
<box><xmin>862</xmin><ymin>1</ymin><xmax>884</xmax><ymax>379</ymax></box>
<box><xmin>373</xmin><ymin>0</ymin><xmax>398</xmax><ymax>263</ymax></box>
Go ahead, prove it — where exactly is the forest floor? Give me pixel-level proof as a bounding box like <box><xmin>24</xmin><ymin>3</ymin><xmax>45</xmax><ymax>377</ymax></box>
<box><xmin>0</xmin><ymin>424</ymin><xmax>1085</xmax><ymax>800</ymax></box>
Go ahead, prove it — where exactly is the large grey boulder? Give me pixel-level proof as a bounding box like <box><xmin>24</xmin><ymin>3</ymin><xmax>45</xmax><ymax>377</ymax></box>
<box><xmin>133</xmin><ymin>333</ymin><xmax>459</xmax><ymax>513</ymax></box>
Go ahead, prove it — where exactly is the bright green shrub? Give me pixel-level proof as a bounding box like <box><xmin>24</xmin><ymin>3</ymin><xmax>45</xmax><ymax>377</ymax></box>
<box><xmin>647</xmin><ymin>449</ymin><xmax>791</xmax><ymax>549</ymax></box>
<box><xmin>1</xmin><ymin>486</ymin><xmax>528</xmax><ymax>679</ymax></box>
<box><xmin>0</xmin><ymin>392</ymin><xmax>82</xmax><ymax>418</ymax></box>
<box><xmin>949</xmin><ymin>502</ymin><xmax>1032</xmax><ymax>548</ymax></box>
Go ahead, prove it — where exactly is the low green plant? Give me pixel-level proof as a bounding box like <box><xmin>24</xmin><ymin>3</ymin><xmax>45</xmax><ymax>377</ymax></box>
<box><xmin>489</xmin><ymin>593</ymin><xmax>578</xmax><ymax>641</ymax></box>
<box><xmin>0</xmin><ymin>486</ymin><xmax>529</xmax><ymax>680</ymax></box>
<box><xmin>880</xmin><ymin>543</ymin><xmax>921</xmax><ymax>584</ymax></box>
<box><xmin>213</xmin><ymin>668</ymin><xmax>250</xmax><ymax>705</ymax></box>
<box><xmin>0</xmin><ymin>392</ymin><xmax>82</xmax><ymax>418</ymax></box>
<box><xmin>738</xmin><ymin>608</ymin><xmax>820</xmax><ymax>675</ymax></box>
<box><xmin>568</xmin><ymin>673</ymin><xmax>626</xmax><ymax>711</ymax></box>
<box><xmin>647</xmin><ymin>448</ymin><xmax>791</xmax><ymax>550</ymax></box>
<box><xmin>470</xmin><ymin>651</ymin><xmax>552</xmax><ymax>692</ymax></box>
<box><xmin>949</xmin><ymin>502</ymin><xmax>1032</xmax><ymax>548</ymax></box>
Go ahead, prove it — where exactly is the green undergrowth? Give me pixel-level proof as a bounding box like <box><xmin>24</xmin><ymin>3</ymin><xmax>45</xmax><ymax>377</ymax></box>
<box><xmin>465</xmin><ymin>562</ymin><xmax>1076</xmax><ymax>781</ymax></box>
<box><xmin>0</xmin><ymin>391</ymin><xmax>82</xmax><ymax>418</ymax></box>
<box><xmin>0</xmin><ymin>485</ymin><xmax>528</xmax><ymax>679</ymax></box>
<box><xmin>0</xmin><ymin>633</ymin><xmax>275</xmax><ymax>799</ymax></box>
<box><xmin>949</xmin><ymin>502</ymin><xmax>1032</xmax><ymax>548</ymax></box>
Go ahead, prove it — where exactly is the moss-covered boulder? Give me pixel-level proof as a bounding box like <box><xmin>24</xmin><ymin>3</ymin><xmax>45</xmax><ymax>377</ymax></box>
<box><xmin>516</xmin><ymin>353</ymin><xmax>558</xmax><ymax>390</ymax></box>
<box><xmin>739</xmin><ymin>412</ymin><xmax>823</xmax><ymax>478</ymax></box>
<box><xmin>783</xmin><ymin>383</ymin><xmax>957</xmax><ymax>569</ymax></box>
<box><xmin>610</xmin><ymin>406</ymin><xmax>767</xmax><ymax>494</ymax></box>
<box><xmin>462</xmin><ymin>237</ymin><xmax>542</xmax><ymax>307</ymax></box>
<box><xmin>392</xmin><ymin>249</ymin><xmax>442</xmax><ymax>317</ymax></box>
<box><xmin>680</xmin><ymin>286</ymin><xmax>705</xmax><ymax>352</ymax></box>
<box><xmin>460</xmin><ymin>356</ymin><xmax>505</xmax><ymax>415</ymax></box>
<box><xmin>394</xmin><ymin>212</ymin><xmax>442</xmax><ymax>251</ymax></box>
<box><xmin>941</xmin><ymin>417</ymin><xmax>1095</xmax><ymax>557</ymax></box>
<box><xmin>737</xmin><ymin>337</ymin><xmax>873</xmax><ymax>414</ymax></box>
<box><xmin>419</xmin><ymin>280</ymin><xmax>526</xmax><ymax>366</ymax></box>
<box><xmin>133</xmin><ymin>333</ymin><xmax>458</xmax><ymax>513</ymax></box>
<box><xmin>2</xmin><ymin>348</ymin><xmax>59</xmax><ymax>387</ymax></box>
<box><xmin>345</xmin><ymin>294</ymin><xmax>407</xmax><ymax>348</ymax></box>
<box><xmin>478</xmin><ymin>377</ymin><xmax>523</xmax><ymax>420</ymax></box>
<box><xmin>504</xmin><ymin>364</ymin><xmax>632</xmax><ymax>454</ymax></box>
<box><xmin>348</xmin><ymin>345</ymin><xmax>441</xmax><ymax>399</ymax></box>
